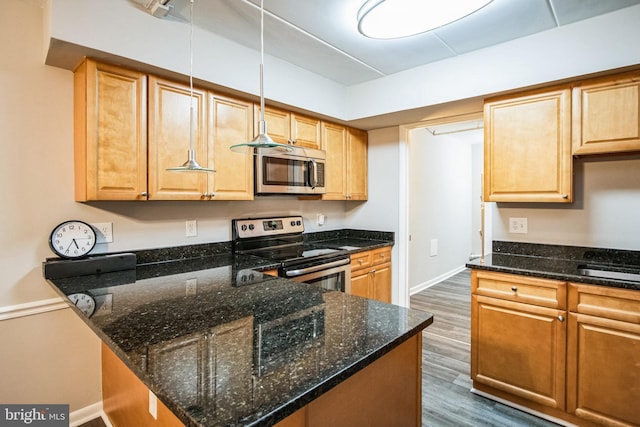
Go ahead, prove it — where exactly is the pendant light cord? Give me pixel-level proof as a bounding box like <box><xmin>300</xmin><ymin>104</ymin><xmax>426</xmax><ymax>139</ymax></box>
<box><xmin>259</xmin><ymin>0</ymin><xmax>265</xmax><ymax>123</ymax></box>
<box><xmin>189</xmin><ymin>0</ymin><xmax>195</xmax><ymax>153</ymax></box>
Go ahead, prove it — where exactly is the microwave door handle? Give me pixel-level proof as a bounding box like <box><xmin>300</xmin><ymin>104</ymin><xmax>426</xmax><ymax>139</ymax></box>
<box><xmin>308</xmin><ymin>159</ymin><xmax>318</xmax><ymax>189</ymax></box>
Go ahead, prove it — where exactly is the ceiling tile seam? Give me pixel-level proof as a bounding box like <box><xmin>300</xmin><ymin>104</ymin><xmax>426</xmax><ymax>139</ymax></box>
<box><xmin>431</xmin><ymin>31</ymin><xmax>459</xmax><ymax>56</ymax></box>
<box><xmin>546</xmin><ymin>0</ymin><xmax>561</xmax><ymax>27</ymax></box>
<box><xmin>238</xmin><ymin>0</ymin><xmax>387</xmax><ymax>78</ymax></box>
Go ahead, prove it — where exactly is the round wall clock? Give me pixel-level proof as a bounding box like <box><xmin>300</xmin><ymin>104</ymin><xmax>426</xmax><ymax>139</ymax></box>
<box><xmin>49</xmin><ymin>220</ymin><xmax>97</xmax><ymax>259</ymax></box>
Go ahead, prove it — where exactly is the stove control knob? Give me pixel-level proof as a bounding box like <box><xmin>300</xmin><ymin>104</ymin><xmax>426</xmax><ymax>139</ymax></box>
<box><xmin>296</xmin><ymin>220</ymin><xmax>302</xmax><ymax>226</ymax></box>
<box><xmin>248</xmin><ymin>224</ymin><xmax>255</xmax><ymax>231</ymax></box>
<box><xmin>290</xmin><ymin>220</ymin><xmax>296</xmax><ymax>226</ymax></box>
<box><xmin>241</xmin><ymin>224</ymin><xmax>248</xmax><ymax>231</ymax></box>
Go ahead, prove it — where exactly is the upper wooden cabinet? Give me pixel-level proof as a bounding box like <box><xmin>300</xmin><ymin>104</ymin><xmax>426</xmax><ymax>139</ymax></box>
<box><xmin>572</xmin><ymin>71</ymin><xmax>640</xmax><ymax>155</ymax></box>
<box><xmin>148</xmin><ymin>76</ymin><xmax>208</xmax><ymax>200</ymax></box>
<box><xmin>321</xmin><ymin>123</ymin><xmax>368</xmax><ymax>201</ymax></box>
<box><xmin>484</xmin><ymin>87</ymin><xmax>573</xmax><ymax>203</ymax></box>
<box><xmin>74</xmin><ymin>59</ymin><xmax>148</xmax><ymax>201</ymax></box>
<box><xmin>208</xmin><ymin>94</ymin><xmax>254</xmax><ymax>200</ymax></box>
<box><xmin>256</xmin><ymin>106</ymin><xmax>321</xmax><ymax>149</ymax></box>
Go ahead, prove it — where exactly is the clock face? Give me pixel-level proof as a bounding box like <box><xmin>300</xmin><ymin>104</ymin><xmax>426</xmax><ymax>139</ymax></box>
<box><xmin>49</xmin><ymin>220</ymin><xmax>97</xmax><ymax>259</ymax></box>
<box><xmin>68</xmin><ymin>293</ymin><xmax>96</xmax><ymax>317</ymax></box>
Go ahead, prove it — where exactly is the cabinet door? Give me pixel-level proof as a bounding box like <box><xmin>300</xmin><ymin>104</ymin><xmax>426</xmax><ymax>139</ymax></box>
<box><xmin>350</xmin><ymin>271</ymin><xmax>370</xmax><ymax>299</ymax></box>
<box><xmin>75</xmin><ymin>59</ymin><xmax>147</xmax><ymax>201</ymax></box>
<box><xmin>484</xmin><ymin>88</ymin><xmax>572</xmax><ymax>203</ymax></box>
<box><xmin>347</xmin><ymin>128</ymin><xmax>368</xmax><ymax>201</ymax></box>
<box><xmin>209</xmin><ymin>94</ymin><xmax>254</xmax><ymax>200</ymax></box>
<box><xmin>256</xmin><ymin>106</ymin><xmax>290</xmax><ymax>145</ymax></box>
<box><xmin>372</xmin><ymin>263</ymin><xmax>391</xmax><ymax>304</ymax></box>
<box><xmin>291</xmin><ymin>113</ymin><xmax>321</xmax><ymax>149</ymax></box>
<box><xmin>471</xmin><ymin>295</ymin><xmax>566</xmax><ymax>409</ymax></box>
<box><xmin>572</xmin><ymin>72</ymin><xmax>640</xmax><ymax>155</ymax></box>
<box><xmin>567</xmin><ymin>312</ymin><xmax>640</xmax><ymax>426</ymax></box>
<box><xmin>148</xmin><ymin>76</ymin><xmax>208</xmax><ymax>200</ymax></box>
<box><xmin>321</xmin><ymin>122</ymin><xmax>348</xmax><ymax>200</ymax></box>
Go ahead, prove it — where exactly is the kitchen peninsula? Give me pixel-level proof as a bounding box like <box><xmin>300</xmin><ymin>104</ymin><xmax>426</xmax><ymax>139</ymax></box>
<box><xmin>44</xmin><ymin>242</ymin><xmax>433</xmax><ymax>427</ymax></box>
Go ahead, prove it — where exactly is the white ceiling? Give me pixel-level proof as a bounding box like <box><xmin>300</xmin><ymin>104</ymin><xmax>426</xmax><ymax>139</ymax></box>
<box><xmin>133</xmin><ymin>0</ymin><xmax>640</xmax><ymax>86</ymax></box>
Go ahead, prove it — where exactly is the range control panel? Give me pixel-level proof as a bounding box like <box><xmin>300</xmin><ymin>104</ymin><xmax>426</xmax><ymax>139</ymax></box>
<box><xmin>234</xmin><ymin>216</ymin><xmax>305</xmax><ymax>239</ymax></box>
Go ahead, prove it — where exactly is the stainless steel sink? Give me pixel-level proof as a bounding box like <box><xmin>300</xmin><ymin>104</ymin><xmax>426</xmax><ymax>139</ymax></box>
<box><xmin>577</xmin><ymin>265</ymin><xmax>640</xmax><ymax>282</ymax></box>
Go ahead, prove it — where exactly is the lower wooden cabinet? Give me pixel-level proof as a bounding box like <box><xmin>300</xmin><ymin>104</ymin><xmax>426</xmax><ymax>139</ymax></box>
<box><xmin>566</xmin><ymin>283</ymin><xmax>640</xmax><ymax>427</ymax></box>
<box><xmin>471</xmin><ymin>270</ymin><xmax>640</xmax><ymax>426</ymax></box>
<box><xmin>471</xmin><ymin>271</ymin><xmax>567</xmax><ymax>410</ymax></box>
<box><xmin>349</xmin><ymin>247</ymin><xmax>391</xmax><ymax>303</ymax></box>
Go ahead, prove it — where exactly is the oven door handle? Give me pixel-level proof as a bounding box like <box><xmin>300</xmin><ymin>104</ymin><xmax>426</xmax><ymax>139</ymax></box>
<box><xmin>285</xmin><ymin>258</ymin><xmax>350</xmax><ymax>277</ymax></box>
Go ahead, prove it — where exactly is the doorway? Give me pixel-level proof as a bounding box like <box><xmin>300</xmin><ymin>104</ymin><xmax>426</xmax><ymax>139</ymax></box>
<box><xmin>406</xmin><ymin>118</ymin><xmax>490</xmax><ymax>295</ymax></box>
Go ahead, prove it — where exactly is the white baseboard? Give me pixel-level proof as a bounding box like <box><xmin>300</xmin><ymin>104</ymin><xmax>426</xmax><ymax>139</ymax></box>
<box><xmin>0</xmin><ymin>297</ymin><xmax>68</xmax><ymax>321</ymax></box>
<box><xmin>409</xmin><ymin>265</ymin><xmax>467</xmax><ymax>295</ymax></box>
<box><xmin>69</xmin><ymin>402</ymin><xmax>103</xmax><ymax>426</ymax></box>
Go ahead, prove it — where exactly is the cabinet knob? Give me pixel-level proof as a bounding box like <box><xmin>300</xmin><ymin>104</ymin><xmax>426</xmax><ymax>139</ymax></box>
<box><xmin>511</xmin><ymin>286</ymin><xmax>517</xmax><ymax>292</ymax></box>
<box><xmin>557</xmin><ymin>315</ymin><xmax>565</xmax><ymax>322</ymax></box>
<box><xmin>358</xmin><ymin>259</ymin><xmax>364</xmax><ymax>264</ymax></box>
<box><xmin>561</xmin><ymin>194</ymin><xmax>569</xmax><ymax>199</ymax></box>
<box><xmin>141</xmin><ymin>192</ymin><xmax>148</xmax><ymax>197</ymax></box>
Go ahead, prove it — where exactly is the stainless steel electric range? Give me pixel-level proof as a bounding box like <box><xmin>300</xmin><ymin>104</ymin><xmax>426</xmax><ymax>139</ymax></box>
<box><xmin>232</xmin><ymin>216</ymin><xmax>350</xmax><ymax>292</ymax></box>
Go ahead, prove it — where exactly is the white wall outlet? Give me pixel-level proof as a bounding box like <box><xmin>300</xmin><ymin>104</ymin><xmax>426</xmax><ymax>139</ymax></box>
<box><xmin>509</xmin><ymin>217</ymin><xmax>528</xmax><ymax>234</ymax></box>
<box><xmin>430</xmin><ymin>239</ymin><xmax>438</xmax><ymax>257</ymax></box>
<box><xmin>317</xmin><ymin>214</ymin><xmax>325</xmax><ymax>226</ymax></box>
<box><xmin>186</xmin><ymin>278</ymin><xmax>197</xmax><ymax>296</ymax></box>
<box><xmin>148</xmin><ymin>390</ymin><xmax>158</xmax><ymax>419</ymax></box>
<box><xmin>92</xmin><ymin>222</ymin><xmax>113</xmax><ymax>243</ymax></box>
<box><xmin>186</xmin><ymin>220</ymin><xmax>197</xmax><ymax>237</ymax></box>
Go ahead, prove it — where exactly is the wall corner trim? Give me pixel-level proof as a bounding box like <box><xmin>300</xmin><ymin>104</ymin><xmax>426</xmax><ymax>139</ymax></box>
<box><xmin>0</xmin><ymin>297</ymin><xmax>68</xmax><ymax>322</ymax></box>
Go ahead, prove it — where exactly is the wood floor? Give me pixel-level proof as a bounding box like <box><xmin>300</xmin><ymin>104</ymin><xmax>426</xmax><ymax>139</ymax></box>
<box><xmin>411</xmin><ymin>269</ymin><xmax>559</xmax><ymax>427</ymax></box>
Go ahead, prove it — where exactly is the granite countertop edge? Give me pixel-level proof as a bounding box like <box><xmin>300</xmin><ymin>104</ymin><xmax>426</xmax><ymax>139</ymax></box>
<box><xmin>465</xmin><ymin>241</ymin><xmax>640</xmax><ymax>291</ymax></box>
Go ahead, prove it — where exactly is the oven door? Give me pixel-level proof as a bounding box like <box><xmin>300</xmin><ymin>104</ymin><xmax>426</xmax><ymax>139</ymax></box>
<box><xmin>282</xmin><ymin>257</ymin><xmax>351</xmax><ymax>292</ymax></box>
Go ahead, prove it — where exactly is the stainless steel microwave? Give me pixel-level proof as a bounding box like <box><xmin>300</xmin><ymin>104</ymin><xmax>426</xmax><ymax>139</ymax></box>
<box><xmin>255</xmin><ymin>146</ymin><xmax>326</xmax><ymax>195</ymax></box>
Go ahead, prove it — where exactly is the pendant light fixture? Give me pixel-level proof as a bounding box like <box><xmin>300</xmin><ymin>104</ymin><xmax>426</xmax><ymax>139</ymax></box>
<box><xmin>167</xmin><ymin>0</ymin><xmax>214</xmax><ymax>173</ymax></box>
<box><xmin>230</xmin><ymin>0</ymin><xmax>292</xmax><ymax>154</ymax></box>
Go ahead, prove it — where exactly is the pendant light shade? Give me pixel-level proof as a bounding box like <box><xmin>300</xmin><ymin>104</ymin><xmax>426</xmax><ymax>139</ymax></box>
<box><xmin>230</xmin><ymin>0</ymin><xmax>292</xmax><ymax>154</ymax></box>
<box><xmin>167</xmin><ymin>0</ymin><xmax>214</xmax><ymax>173</ymax></box>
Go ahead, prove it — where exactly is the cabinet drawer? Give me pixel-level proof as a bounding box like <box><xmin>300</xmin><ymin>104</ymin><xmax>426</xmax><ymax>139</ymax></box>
<box><xmin>472</xmin><ymin>270</ymin><xmax>566</xmax><ymax>309</ymax></box>
<box><xmin>371</xmin><ymin>247</ymin><xmax>391</xmax><ymax>266</ymax></box>
<box><xmin>350</xmin><ymin>251</ymin><xmax>372</xmax><ymax>271</ymax></box>
<box><xmin>568</xmin><ymin>283</ymin><xmax>640</xmax><ymax>324</ymax></box>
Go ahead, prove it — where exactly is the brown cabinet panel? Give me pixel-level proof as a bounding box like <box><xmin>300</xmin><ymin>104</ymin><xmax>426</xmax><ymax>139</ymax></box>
<box><xmin>484</xmin><ymin>88</ymin><xmax>572</xmax><ymax>203</ymax></box>
<box><xmin>349</xmin><ymin>248</ymin><xmax>391</xmax><ymax>303</ymax></box>
<box><xmin>322</xmin><ymin>122</ymin><xmax>348</xmax><ymax>200</ymax></box>
<box><xmin>74</xmin><ymin>59</ymin><xmax>148</xmax><ymax>201</ymax></box>
<box><xmin>471</xmin><ymin>295</ymin><xmax>566</xmax><ymax>409</ymax></box>
<box><xmin>567</xmin><ymin>312</ymin><xmax>640</xmax><ymax>426</ymax></box>
<box><xmin>572</xmin><ymin>71</ymin><xmax>640</xmax><ymax>155</ymax></box>
<box><xmin>148</xmin><ymin>76</ymin><xmax>208</xmax><ymax>200</ymax></box>
<box><xmin>473</xmin><ymin>270</ymin><xmax>566</xmax><ymax>309</ymax></box>
<box><xmin>291</xmin><ymin>113</ymin><xmax>321</xmax><ymax>149</ymax></box>
<box><xmin>209</xmin><ymin>93</ymin><xmax>254</xmax><ymax>200</ymax></box>
<box><xmin>347</xmin><ymin>128</ymin><xmax>368</xmax><ymax>200</ymax></box>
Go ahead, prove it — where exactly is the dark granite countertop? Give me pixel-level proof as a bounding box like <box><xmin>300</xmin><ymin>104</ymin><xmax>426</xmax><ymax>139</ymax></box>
<box><xmin>45</xmin><ymin>244</ymin><xmax>430</xmax><ymax>427</ymax></box>
<box><xmin>466</xmin><ymin>241</ymin><xmax>640</xmax><ymax>291</ymax></box>
<box><xmin>304</xmin><ymin>228</ymin><xmax>394</xmax><ymax>253</ymax></box>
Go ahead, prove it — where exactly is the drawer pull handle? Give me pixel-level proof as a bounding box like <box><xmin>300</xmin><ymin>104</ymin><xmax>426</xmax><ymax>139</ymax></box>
<box><xmin>511</xmin><ymin>286</ymin><xmax>517</xmax><ymax>292</ymax></box>
<box><xmin>557</xmin><ymin>315</ymin><xmax>565</xmax><ymax>322</ymax></box>
<box><xmin>358</xmin><ymin>259</ymin><xmax>364</xmax><ymax>264</ymax></box>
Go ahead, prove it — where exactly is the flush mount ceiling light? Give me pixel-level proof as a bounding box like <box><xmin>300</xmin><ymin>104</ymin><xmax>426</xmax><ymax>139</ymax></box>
<box><xmin>357</xmin><ymin>0</ymin><xmax>494</xmax><ymax>39</ymax></box>
<box><xmin>230</xmin><ymin>0</ymin><xmax>292</xmax><ymax>154</ymax></box>
<box><xmin>167</xmin><ymin>0</ymin><xmax>214</xmax><ymax>173</ymax></box>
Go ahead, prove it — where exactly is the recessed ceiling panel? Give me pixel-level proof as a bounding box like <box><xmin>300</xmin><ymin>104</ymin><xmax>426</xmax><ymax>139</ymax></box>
<box><xmin>550</xmin><ymin>0</ymin><xmax>640</xmax><ymax>25</ymax></box>
<box><xmin>433</xmin><ymin>0</ymin><xmax>556</xmax><ymax>54</ymax></box>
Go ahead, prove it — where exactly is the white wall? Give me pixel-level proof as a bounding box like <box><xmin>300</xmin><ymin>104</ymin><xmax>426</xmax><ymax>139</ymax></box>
<box><xmin>407</xmin><ymin>129</ymin><xmax>475</xmax><ymax>293</ymax></box>
<box><xmin>346</xmin><ymin>127</ymin><xmax>407</xmax><ymax>306</ymax></box>
<box><xmin>493</xmin><ymin>156</ymin><xmax>640</xmax><ymax>250</ymax></box>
